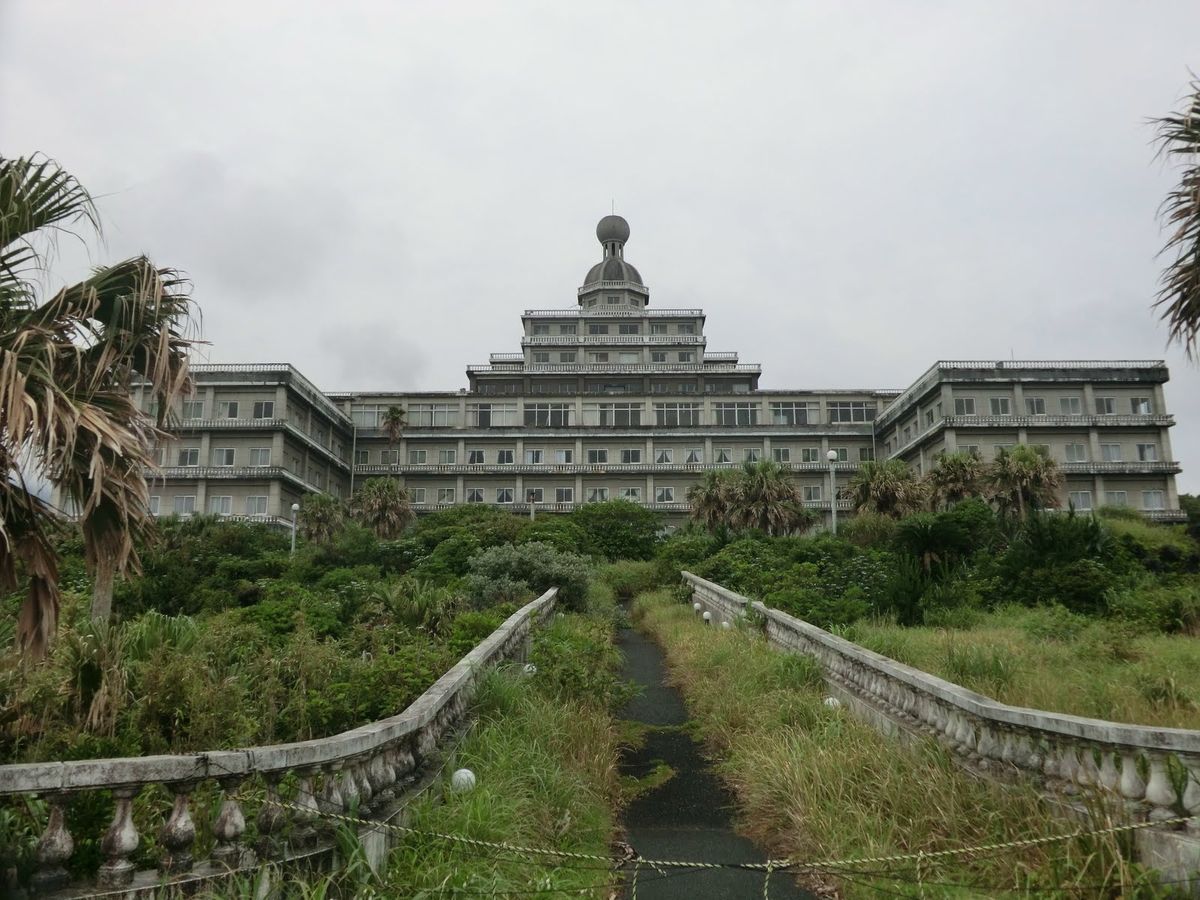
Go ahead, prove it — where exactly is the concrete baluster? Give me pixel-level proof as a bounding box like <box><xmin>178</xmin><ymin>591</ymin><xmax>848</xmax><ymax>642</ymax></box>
<box><xmin>355</xmin><ymin>760</ymin><xmax>375</xmax><ymax>811</ymax></box>
<box><xmin>1119</xmin><ymin>751</ymin><xmax>1147</xmax><ymax>810</ymax></box>
<box><xmin>1144</xmin><ymin>752</ymin><xmax>1178</xmax><ymax>823</ymax></box>
<box><xmin>1181</xmin><ymin>757</ymin><xmax>1200</xmax><ymax>833</ymax></box>
<box><xmin>998</xmin><ymin>728</ymin><xmax>1019</xmax><ymax>770</ymax></box>
<box><xmin>256</xmin><ymin>773</ymin><xmax>286</xmax><ymax>857</ymax></box>
<box><xmin>318</xmin><ymin>764</ymin><xmax>344</xmax><ymax>817</ymax></box>
<box><xmin>341</xmin><ymin>763</ymin><xmax>362</xmax><ymax>813</ymax></box>
<box><xmin>1042</xmin><ymin>738</ymin><xmax>1060</xmax><ymax>784</ymax></box>
<box><xmin>974</xmin><ymin>723</ymin><xmax>997</xmax><ymax>768</ymax></box>
<box><xmin>292</xmin><ymin>770</ymin><xmax>322</xmax><ymax>847</ymax></box>
<box><xmin>158</xmin><ymin>782</ymin><xmax>197</xmax><ymax>874</ymax></box>
<box><xmin>97</xmin><ymin>786</ymin><xmax>140</xmax><ymax>887</ymax></box>
<box><xmin>1056</xmin><ymin>742</ymin><xmax>1080</xmax><ymax>794</ymax></box>
<box><xmin>1075</xmin><ymin>745</ymin><xmax>1100</xmax><ymax>790</ymax></box>
<box><xmin>1098</xmin><ymin>748</ymin><xmax>1121</xmax><ymax>793</ymax></box>
<box><xmin>31</xmin><ymin>793</ymin><xmax>73</xmax><ymax>891</ymax></box>
<box><xmin>212</xmin><ymin>777</ymin><xmax>248</xmax><ymax>867</ymax></box>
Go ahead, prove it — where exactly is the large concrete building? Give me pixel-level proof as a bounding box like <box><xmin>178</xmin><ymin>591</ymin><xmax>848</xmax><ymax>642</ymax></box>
<box><xmin>136</xmin><ymin>215</ymin><xmax>1186</xmax><ymax>525</ymax></box>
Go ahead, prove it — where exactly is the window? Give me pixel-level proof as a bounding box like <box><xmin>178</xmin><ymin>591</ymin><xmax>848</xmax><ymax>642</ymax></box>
<box><xmin>714</xmin><ymin>448</ymin><xmax>732</xmax><ymax>464</ymax></box>
<box><xmin>685</xmin><ymin>448</ymin><xmax>703</xmax><ymax>464</ymax></box>
<box><xmin>619</xmin><ymin>323</ymin><xmax>640</xmax><ymax>334</ymax></box>
<box><xmin>521</xmin><ymin>449</ymin><xmax>542</xmax><ymax>465</ymax></box>
<box><xmin>208</xmin><ymin>495</ymin><xmax>232</xmax><ymax>516</ymax></box>
<box><xmin>1068</xmin><ymin>491</ymin><xmax>1093</xmax><ymax>511</ymax></box>
<box><xmin>770</xmin><ymin>402</ymin><xmax>820</xmax><ymax>425</ymax></box>
<box><xmin>353</xmin><ymin>449</ymin><xmax>368</xmax><ymax>465</ymax></box>
<box><xmin>253</xmin><ymin>401</ymin><xmax>274</xmax><ymax>419</ymax></box>
<box><xmin>924</xmin><ymin>409</ymin><xmax>934</xmax><ymax>426</ymax></box>
<box><xmin>559</xmin><ymin>352</ymin><xmax>576</xmax><ymax>363</ymax></box>
<box><xmin>438</xmin><ymin>488</ymin><xmax>457</xmax><ymax>504</ymax></box>
<box><xmin>524</xmin><ymin>403</ymin><xmax>572</xmax><ymax>427</ymax></box>
<box><xmin>1142</xmin><ymin>490</ymin><xmax>1165</xmax><ymax>510</ymax></box>
<box><xmin>182</xmin><ymin>400</ymin><xmax>204</xmax><ymax>420</ymax></box>
<box><xmin>408</xmin><ymin>449</ymin><xmax>427</xmax><ymax>464</ymax></box>
<box><xmin>902</xmin><ymin>426</ymin><xmax>912</xmax><ymax>444</ymax></box>
<box><xmin>859</xmin><ymin>447</ymin><xmax>876</xmax><ymax>462</ymax></box>
<box><xmin>467</xmin><ymin>488</ymin><xmax>485</xmax><ymax>504</ymax></box>
<box><xmin>532</xmin><ymin>324</ymin><xmax>550</xmax><ymax>335</ymax></box>
<box><xmin>351</xmin><ymin>405</ymin><xmax>383</xmax><ymax>428</ymax></box>
<box><xmin>651</xmin><ymin>351</ymin><xmax>668</xmax><ymax>363</ymax></box>
<box><xmin>802</xmin><ymin>485</ymin><xmax>823</xmax><ymax>502</ymax></box>
<box><xmin>526</xmin><ymin>488</ymin><xmax>544</xmax><ymax>503</ymax></box>
<box><xmin>953</xmin><ymin>398</ymin><xmax>976</xmax><ymax>416</ymax></box>
<box><xmin>620</xmin><ymin>449</ymin><xmax>642</xmax><ymax>464</ymax></box>
<box><xmin>587</xmin><ymin>488</ymin><xmax>609</xmax><ymax>503</ymax></box>
<box><xmin>408</xmin><ymin>403</ymin><xmax>457</xmax><ymax>427</ymax></box>
<box><xmin>656</xmin><ymin>487</ymin><xmax>675</xmax><ymax>503</ymax></box>
<box><xmin>961</xmin><ymin>444</ymin><xmax>980</xmax><ymax>456</ymax></box>
<box><xmin>497</xmin><ymin>449</ymin><xmax>514</xmax><ymax>464</ymax></box>
<box><xmin>468</xmin><ymin>403</ymin><xmax>519</xmax><ymax>427</ymax></box>
<box><xmin>148</xmin><ymin>496</ymin><xmax>160</xmax><ymax>515</ymax></box>
<box><xmin>410</xmin><ymin>488</ymin><xmax>426</xmax><ymax>503</ymax></box>
<box><xmin>533</xmin><ymin>352</ymin><xmax>550</xmax><ymax>363</ymax></box>
<box><xmin>713</xmin><ymin>403</ymin><xmax>759</xmax><ymax>426</ymax></box>
<box><xmin>773</xmin><ymin>448</ymin><xmax>791</xmax><ymax>463</ymax></box>
<box><xmin>177</xmin><ymin>448</ymin><xmax>199</xmax><ymax>467</ymax></box>
<box><xmin>555</xmin><ymin>449</ymin><xmax>573</xmax><ymax>464</ymax></box>
<box><xmin>743</xmin><ymin>448</ymin><xmax>761</xmax><ymax>462</ymax></box>
<box><xmin>1024</xmin><ymin>397</ymin><xmax>1046</xmax><ymax>415</ymax></box>
<box><xmin>587</xmin><ymin>449</ymin><xmax>608</xmax><ymax>464</ymax></box>
<box><xmin>560</xmin><ymin>324</ymin><xmax>577</xmax><ymax>335</ymax></box>
<box><xmin>467</xmin><ymin>449</ymin><xmax>485</xmax><ymax>464</ymax></box>
<box><xmin>556</xmin><ymin>487</ymin><xmax>574</xmax><ymax>503</ymax></box>
<box><xmin>250</xmin><ymin>448</ymin><xmax>272</xmax><ymax>467</ymax></box>
<box><xmin>677</xmin><ymin>351</ymin><xmax>695</xmax><ymax>363</ymax></box>
<box><xmin>606</xmin><ymin>295</ymin><xmax>620</xmax><ymax>305</ymax></box>
<box><xmin>246</xmin><ymin>496</ymin><xmax>268</xmax><ymax>516</ymax></box>
<box><xmin>219</xmin><ymin>401</ymin><xmax>240</xmax><ymax>418</ymax></box>
<box><xmin>1060</xmin><ymin>397</ymin><xmax>1082</xmax><ymax>415</ymax></box>
<box><xmin>380</xmin><ymin>449</ymin><xmax>400</xmax><ymax>465</ymax></box>
<box><xmin>989</xmin><ymin>397</ymin><xmax>1011</xmax><ymax>416</ymax></box>
<box><xmin>655</xmin><ymin>449</ymin><xmax>673</xmax><ymax>464</ymax></box>
<box><xmin>829</xmin><ymin>447</ymin><xmax>849</xmax><ymax>462</ymax></box>
<box><xmin>588</xmin><ymin>323</ymin><xmax>609</xmax><ymax>335</ymax></box>
<box><xmin>439</xmin><ymin>449</ymin><xmax>456</xmax><ymax>464</ymax></box>
<box><xmin>1064</xmin><ymin>443</ymin><xmax>1088</xmax><ymax>463</ymax></box>
<box><xmin>1101</xmin><ymin>443</ymin><xmax>1122</xmax><ymax>462</ymax></box>
<box><xmin>827</xmin><ymin>402</ymin><xmax>877</xmax><ymax>423</ymax></box>
<box><xmin>801</xmin><ymin>448</ymin><xmax>820</xmax><ymax>463</ymax></box>
<box><xmin>212</xmin><ymin>448</ymin><xmax>235</xmax><ymax>467</ymax></box>
<box><xmin>618</xmin><ymin>352</ymin><xmax>640</xmax><ymax>364</ymax></box>
<box><xmin>1136</xmin><ymin>443</ymin><xmax>1158</xmax><ymax>462</ymax></box>
<box><xmin>678</xmin><ymin>323</ymin><xmax>696</xmax><ymax>335</ymax></box>
<box><xmin>650</xmin><ymin>323</ymin><xmax>667</xmax><ymax>335</ymax></box>
<box><xmin>584</xmin><ymin>403</ymin><xmax>642</xmax><ymax>427</ymax></box>
<box><xmin>150</xmin><ymin>446</ymin><xmax>167</xmax><ymax>466</ymax></box>
<box><xmin>654</xmin><ymin>403</ymin><xmax>703</xmax><ymax>427</ymax></box>
<box><xmin>1131</xmin><ymin>397</ymin><xmax>1153</xmax><ymax>415</ymax></box>
<box><xmin>1104</xmin><ymin>491</ymin><xmax>1128</xmax><ymax>507</ymax></box>
<box><xmin>1095</xmin><ymin>397</ymin><xmax>1116</xmax><ymax>415</ymax></box>
<box><xmin>173</xmin><ymin>495</ymin><xmax>195</xmax><ymax>515</ymax></box>
<box><xmin>622</xmin><ymin>487</ymin><xmax>643</xmax><ymax>501</ymax></box>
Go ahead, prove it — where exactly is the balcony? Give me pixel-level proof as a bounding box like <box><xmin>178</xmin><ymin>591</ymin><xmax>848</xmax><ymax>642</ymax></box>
<box><xmin>145</xmin><ymin>465</ymin><xmax>325</xmax><ymax>493</ymax></box>
<box><xmin>1060</xmin><ymin>461</ymin><xmax>1181</xmax><ymax>475</ymax></box>
<box><xmin>523</xmin><ymin>308</ymin><xmax>704</xmax><ymax>318</ymax></box>
<box><xmin>468</xmin><ymin>363</ymin><xmax>760</xmax><ymax>375</ymax></box>
<box><xmin>942</xmin><ymin>414</ymin><xmax>1174</xmax><ymax>428</ymax></box>
<box><xmin>521</xmin><ymin>335</ymin><xmax>706</xmax><ymax>346</ymax></box>
<box><xmin>355</xmin><ymin>461</ymin><xmax>863</xmax><ymax>476</ymax></box>
<box><xmin>577</xmin><ymin>279</ymin><xmax>650</xmax><ymax>296</ymax></box>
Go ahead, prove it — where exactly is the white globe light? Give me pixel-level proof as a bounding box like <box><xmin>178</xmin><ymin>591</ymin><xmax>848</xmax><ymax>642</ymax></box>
<box><xmin>450</xmin><ymin>768</ymin><xmax>476</xmax><ymax>793</ymax></box>
<box><xmin>722</xmin><ymin>621</ymin><xmax>732</xmax><ymax>630</ymax></box>
<box><xmin>692</xmin><ymin>602</ymin><xmax>702</xmax><ymax>612</ymax></box>
<box><xmin>523</xmin><ymin>663</ymin><xmax>537</xmax><ymax>676</ymax></box>
<box><xmin>823</xmin><ymin>696</ymin><xmax>842</xmax><ymax>709</ymax></box>
<box><xmin>826</xmin><ymin>450</ymin><xmax>838</xmax><ymax>462</ymax></box>
<box><xmin>702</xmin><ymin>611</ymin><xmax>712</xmax><ymax>623</ymax></box>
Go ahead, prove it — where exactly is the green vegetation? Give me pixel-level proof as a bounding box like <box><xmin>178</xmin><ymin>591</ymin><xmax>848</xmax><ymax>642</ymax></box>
<box><xmin>686</xmin><ymin>460</ymin><xmax>817</xmax><ymax>537</ymax></box>
<box><xmin>634</xmin><ymin>590</ymin><xmax>1168</xmax><ymax>898</ymax></box>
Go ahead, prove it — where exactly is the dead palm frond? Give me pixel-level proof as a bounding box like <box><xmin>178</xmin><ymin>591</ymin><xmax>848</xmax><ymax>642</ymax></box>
<box><xmin>348</xmin><ymin>477</ymin><xmax>414</xmax><ymax>539</ymax></box>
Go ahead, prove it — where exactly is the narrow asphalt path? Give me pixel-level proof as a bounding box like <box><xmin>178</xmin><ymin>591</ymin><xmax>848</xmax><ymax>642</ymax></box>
<box><xmin>616</xmin><ymin>625</ymin><xmax>813</xmax><ymax>899</ymax></box>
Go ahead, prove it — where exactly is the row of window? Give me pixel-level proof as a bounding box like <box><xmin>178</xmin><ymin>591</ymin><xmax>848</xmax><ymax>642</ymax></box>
<box><xmin>170</xmin><ymin>448</ymin><xmax>273</xmax><ymax>467</ymax></box>
<box><xmin>953</xmin><ymin>442</ymin><xmax>1160</xmax><ymax>463</ymax></box>
<box><xmin>151</xmin><ymin>495</ymin><xmax>270</xmax><ymax>516</ymax></box>
<box><xmin>530</xmin><ymin>322</ymin><xmax>698</xmax><ymax>336</ymax></box>
<box><xmin>531</xmin><ymin>351</ymin><xmax>698</xmax><ymax>364</ymax></box>
<box><xmin>949</xmin><ymin>396</ymin><xmax>1153</xmax><ymax>417</ymax></box>
<box><xmin>477</xmin><ymin>381</ymin><xmax>755</xmax><ymax>396</ymax></box>
<box><xmin>1067</xmin><ymin>490</ymin><xmax>1166</xmax><ymax>511</ymax></box>
<box><xmin>361</xmin><ymin>446</ymin><xmax>875</xmax><ymax>465</ymax></box>
<box><xmin>179</xmin><ymin>400</ymin><xmax>275</xmax><ymax>421</ymax></box>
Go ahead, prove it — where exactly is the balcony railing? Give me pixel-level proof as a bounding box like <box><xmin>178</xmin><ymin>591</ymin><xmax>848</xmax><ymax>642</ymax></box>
<box><xmin>523</xmin><ymin>308</ymin><xmax>704</xmax><ymax>318</ymax></box>
<box><xmin>146</xmin><ymin>466</ymin><xmax>326</xmax><ymax>493</ymax></box>
<box><xmin>354</xmin><ymin>460</ymin><xmax>863</xmax><ymax>476</ymax></box>
<box><xmin>520</xmin><ymin>335</ymin><xmax>706</xmax><ymax>345</ymax></box>
<box><xmin>941</xmin><ymin>414</ymin><xmax>1175</xmax><ymax>428</ymax></box>
<box><xmin>1059</xmin><ymin>461</ymin><xmax>1181</xmax><ymax>475</ymax></box>
<box><xmin>577</xmin><ymin>279</ymin><xmax>651</xmax><ymax>296</ymax></box>
<box><xmin>468</xmin><ymin>363</ymin><xmax>760</xmax><ymax>375</ymax></box>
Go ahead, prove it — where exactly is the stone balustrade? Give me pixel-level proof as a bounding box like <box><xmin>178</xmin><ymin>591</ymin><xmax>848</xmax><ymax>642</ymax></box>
<box><xmin>682</xmin><ymin>572</ymin><xmax>1200</xmax><ymax>834</ymax></box>
<box><xmin>0</xmin><ymin>588</ymin><xmax>557</xmax><ymax>897</ymax></box>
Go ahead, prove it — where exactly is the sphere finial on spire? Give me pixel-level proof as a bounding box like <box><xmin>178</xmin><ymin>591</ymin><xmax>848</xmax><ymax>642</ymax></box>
<box><xmin>596</xmin><ymin>214</ymin><xmax>630</xmax><ymax>245</ymax></box>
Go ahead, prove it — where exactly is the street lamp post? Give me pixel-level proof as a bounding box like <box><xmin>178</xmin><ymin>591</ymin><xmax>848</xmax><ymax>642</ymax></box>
<box><xmin>826</xmin><ymin>449</ymin><xmax>839</xmax><ymax>535</ymax></box>
<box><xmin>290</xmin><ymin>502</ymin><xmax>300</xmax><ymax>554</ymax></box>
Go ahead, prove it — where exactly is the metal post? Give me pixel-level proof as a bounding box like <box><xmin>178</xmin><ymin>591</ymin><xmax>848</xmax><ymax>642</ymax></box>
<box><xmin>290</xmin><ymin>503</ymin><xmax>299</xmax><ymax>554</ymax></box>
<box><xmin>828</xmin><ymin>454</ymin><xmax>838</xmax><ymax>536</ymax></box>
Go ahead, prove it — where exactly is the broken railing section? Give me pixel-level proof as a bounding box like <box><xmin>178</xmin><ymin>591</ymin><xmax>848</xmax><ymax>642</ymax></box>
<box><xmin>682</xmin><ymin>572</ymin><xmax>1200</xmax><ymax>830</ymax></box>
<box><xmin>2</xmin><ymin>588</ymin><xmax>558</xmax><ymax>895</ymax></box>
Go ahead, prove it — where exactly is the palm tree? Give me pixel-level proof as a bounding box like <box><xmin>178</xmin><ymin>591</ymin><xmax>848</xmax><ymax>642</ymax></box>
<box><xmin>1152</xmin><ymin>80</ymin><xmax>1200</xmax><ymax>358</ymax></box>
<box><xmin>686</xmin><ymin>469</ymin><xmax>737</xmax><ymax>534</ymax></box>
<box><xmin>727</xmin><ymin>460</ymin><xmax>816</xmax><ymax>536</ymax></box>
<box><xmin>1</xmin><ymin>155</ymin><xmax>198</xmax><ymax>656</ymax></box>
<box><xmin>349</xmin><ymin>477</ymin><xmax>414</xmax><ymax>539</ymax></box>
<box><xmin>924</xmin><ymin>450</ymin><xmax>985</xmax><ymax>509</ymax></box>
<box><xmin>381</xmin><ymin>405</ymin><xmax>406</xmax><ymax>478</ymax></box>
<box><xmin>845</xmin><ymin>459</ymin><xmax>926</xmax><ymax>517</ymax></box>
<box><xmin>985</xmin><ymin>445</ymin><xmax>1063</xmax><ymax>521</ymax></box>
<box><xmin>297</xmin><ymin>493</ymin><xmax>344</xmax><ymax>545</ymax></box>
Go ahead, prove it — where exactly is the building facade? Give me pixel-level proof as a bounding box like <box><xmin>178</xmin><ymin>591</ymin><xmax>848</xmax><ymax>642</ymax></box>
<box><xmin>134</xmin><ymin>215</ymin><xmax>1186</xmax><ymax>524</ymax></box>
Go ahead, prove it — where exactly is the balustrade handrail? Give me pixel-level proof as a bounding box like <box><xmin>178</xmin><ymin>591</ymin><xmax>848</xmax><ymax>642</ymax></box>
<box><xmin>682</xmin><ymin>572</ymin><xmax>1200</xmax><ymax>755</ymax></box>
<box><xmin>0</xmin><ymin>588</ymin><xmax>557</xmax><ymax>796</ymax></box>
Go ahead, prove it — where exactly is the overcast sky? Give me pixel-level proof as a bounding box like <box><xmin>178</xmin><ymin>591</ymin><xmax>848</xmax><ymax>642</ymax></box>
<box><xmin>3</xmin><ymin>2</ymin><xmax>1199</xmax><ymax>492</ymax></box>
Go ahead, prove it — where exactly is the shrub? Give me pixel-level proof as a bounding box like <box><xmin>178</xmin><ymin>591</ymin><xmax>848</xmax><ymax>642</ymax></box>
<box><xmin>596</xmin><ymin>560</ymin><xmax>662</xmax><ymax>598</ymax></box>
<box><xmin>516</xmin><ymin>516</ymin><xmax>588</xmax><ymax>552</ymax></box>
<box><xmin>840</xmin><ymin>512</ymin><xmax>897</xmax><ymax>548</ymax></box>
<box><xmin>568</xmin><ymin>500</ymin><xmax>662</xmax><ymax>560</ymax></box>
<box><xmin>1107</xmin><ymin>579</ymin><xmax>1200</xmax><ymax>634</ymax></box>
<box><xmin>463</xmin><ymin>542</ymin><xmax>592</xmax><ymax>610</ymax></box>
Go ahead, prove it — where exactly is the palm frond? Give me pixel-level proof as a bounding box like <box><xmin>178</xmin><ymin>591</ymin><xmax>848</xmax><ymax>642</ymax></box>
<box><xmin>1152</xmin><ymin>81</ymin><xmax>1200</xmax><ymax>357</ymax></box>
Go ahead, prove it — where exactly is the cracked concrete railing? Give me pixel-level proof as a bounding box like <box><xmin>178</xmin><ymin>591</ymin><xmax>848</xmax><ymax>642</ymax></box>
<box><xmin>0</xmin><ymin>588</ymin><xmax>557</xmax><ymax>896</ymax></box>
<box><xmin>682</xmin><ymin>572</ymin><xmax>1200</xmax><ymax>831</ymax></box>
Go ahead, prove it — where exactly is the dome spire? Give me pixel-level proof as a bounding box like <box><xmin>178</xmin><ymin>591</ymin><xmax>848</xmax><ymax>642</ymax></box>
<box><xmin>596</xmin><ymin>214</ymin><xmax>630</xmax><ymax>259</ymax></box>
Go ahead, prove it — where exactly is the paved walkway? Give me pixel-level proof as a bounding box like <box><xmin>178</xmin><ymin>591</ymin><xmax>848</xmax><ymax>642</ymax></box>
<box><xmin>616</xmin><ymin>625</ymin><xmax>813</xmax><ymax>899</ymax></box>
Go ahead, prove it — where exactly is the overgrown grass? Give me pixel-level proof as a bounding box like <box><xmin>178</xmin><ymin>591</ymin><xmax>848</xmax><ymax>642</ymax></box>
<box><xmin>846</xmin><ymin>605</ymin><xmax>1200</xmax><ymax>729</ymax></box>
<box><xmin>634</xmin><ymin>590</ymin><xmax>1168</xmax><ymax>898</ymax></box>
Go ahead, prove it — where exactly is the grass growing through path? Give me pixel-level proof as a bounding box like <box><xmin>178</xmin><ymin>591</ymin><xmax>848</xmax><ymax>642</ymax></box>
<box><xmin>844</xmin><ymin>605</ymin><xmax>1200</xmax><ymax>730</ymax></box>
<box><xmin>635</xmin><ymin>590</ymin><xmax>1170</xmax><ymax>898</ymax></box>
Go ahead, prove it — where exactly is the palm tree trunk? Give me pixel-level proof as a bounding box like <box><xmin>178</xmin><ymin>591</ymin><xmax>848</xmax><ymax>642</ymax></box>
<box><xmin>91</xmin><ymin>558</ymin><xmax>115</xmax><ymax>621</ymax></box>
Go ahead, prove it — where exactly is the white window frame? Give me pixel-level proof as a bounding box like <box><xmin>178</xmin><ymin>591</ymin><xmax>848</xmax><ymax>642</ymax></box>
<box><xmin>497</xmin><ymin>449</ymin><xmax>514</xmax><ymax>464</ymax></box>
<box><xmin>1059</xmin><ymin>397</ymin><xmax>1082</xmax><ymax>415</ymax></box>
<box><xmin>655</xmin><ymin>449</ymin><xmax>673</xmax><ymax>464</ymax></box>
<box><xmin>1142</xmin><ymin>490</ymin><xmax>1165</xmax><ymax>510</ymax></box>
<box><xmin>182</xmin><ymin>400</ymin><xmax>204</xmax><ymax>420</ymax></box>
<box><xmin>802</xmin><ymin>485</ymin><xmax>822</xmax><ymax>502</ymax></box>
<box><xmin>212</xmin><ymin>448</ymin><xmax>235</xmax><ymax>467</ymax></box>
<box><xmin>525</xmin><ymin>449</ymin><xmax>545</xmax><ymax>464</ymax></box>
<box><xmin>1068</xmin><ymin>491</ymin><xmax>1093</xmax><ymax>511</ymax></box>
<box><xmin>408</xmin><ymin>449</ymin><xmax>427</xmax><ymax>464</ymax></box>
<box><xmin>1100</xmin><ymin>443</ymin><xmax>1122</xmax><ymax>462</ymax></box>
<box><xmin>743</xmin><ymin>448</ymin><xmax>761</xmax><ymax>463</ymax></box>
<box><xmin>1064</xmin><ymin>443</ymin><xmax>1088</xmax><ymax>463</ymax></box>
<box><xmin>253</xmin><ymin>400</ymin><xmax>274</xmax><ymax>419</ymax></box>
<box><xmin>439</xmin><ymin>449</ymin><xmax>456</xmax><ymax>464</ymax></box>
<box><xmin>1136</xmin><ymin>443</ymin><xmax>1159</xmax><ymax>462</ymax></box>
<box><xmin>1104</xmin><ymin>491</ymin><xmax>1128</xmax><ymax>507</ymax></box>
<box><xmin>1095</xmin><ymin>397</ymin><xmax>1116</xmax><ymax>415</ymax></box>
<box><xmin>173</xmin><ymin>495</ymin><xmax>196</xmax><ymax>515</ymax></box>
<box><xmin>655</xmin><ymin>487</ymin><xmax>674</xmax><ymax>503</ymax></box>
<box><xmin>555</xmin><ymin>487</ymin><xmax>574</xmax><ymax>503</ymax></box>
<box><xmin>438</xmin><ymin>488</ymin><xmax>456</xmax><ymax>504</ymax></box>
<box><xmin>989</xmin><ymin>397</ymin><xmax>1011</xmax><ymax>416</ymax></box>
<box><xmin>685</xmin><ymin>448</ymin><xmax>703</xmax><ymax>464</ymax></box>
<box><xmin>587</xmin><ymin>449</ymin><xmax>608</xmax><ymax>464</ymax></box>
<box><xmin>714</xmin><ymin>448</ymin><xmax>733</xmax><ymax>464</ymax></box>
<box><xmin>587</xmin><ymin>487</ymin><xmax>609</xmax><ymax>503</ymax></box>
<box><xmin>621</xmin><ymin>487</ymin><xmax>642</xmax><ymax>501</ymax></box>
<box><xmin>496</xmin><ymin>488</ymin><xmax>514</xmax><ymax>504</ymax></box>
<box><xmin>208</xmin><ymin>495</ymin><xmax>233</xmax><ymax>516</ymax></box>
<box><xmin>410</xmin><ymin>488</ymin><xmax>426</xmax><ymax>503</ymax></box>
<box><xmin>467</xmin><ymin>488</ymin><xmax>485</xmax><ymax>504</ymax></box>
<box><xmin>148</xmin><ymin>496</ymin><xmax>161</xmax><ymax>515</ymax></box>
<box><xmin>953</xmin><ymin>398</ymin><xmax>976</xmax><ymax>416</ymax></box>
<box><xmin>620</xmin><ymin>449</ymin><xmax>642</xmax><ymax>464</ymax></box>
<box><xmin>1131</xmin><ymin>397</ymin><xmax>1153</xmax><ymax>415</ymax></box>
<box><xmin>467</xmin><ymin>449</ymin><xmax>485</xmax><ymax>464</ymax></box>
<box><xmin>245</xmin><ymin>496</ymin><xmax>268</xmax><ymax>516</ymax></box>
<box><xmin>1024</xmin><ymin>397</ymin><xmax>1046</xmax><ymax>416</ymax></box>
<box><xmin>554</xmin><ymin>449</ymin><xmax>573</xmax><ymax>464</ymax></box>
<box><xmin>219</xmin><ymin>401</ymin><xmax>240</xmax><ymax>419</ymax></box>
<box><xmin>178</xmin><ymin>448</ymin><xmax>200</xmax><ymax>467</ymax></box>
